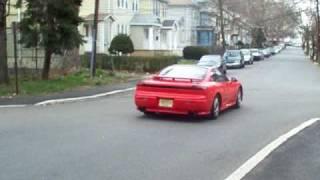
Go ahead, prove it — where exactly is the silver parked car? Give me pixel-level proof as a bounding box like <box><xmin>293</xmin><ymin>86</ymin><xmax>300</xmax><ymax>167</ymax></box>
<box><xmin>240</xmin><ymin>49</ymin><xmax>254</xmax><ymax>65</ymax></box>
<box><xmin>223</xmin><ymin>50</ymin><xmax>245</xmax><ymax>69</ymax></box>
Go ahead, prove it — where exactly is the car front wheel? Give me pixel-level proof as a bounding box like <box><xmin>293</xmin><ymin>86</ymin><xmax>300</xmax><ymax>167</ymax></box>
<box><xmin>234</xmin><ymin>90</ymin><xmax>243</xmax><ymax>109</ymax></box>
<box><xmin>210</xmin><ymin>96</ymin><xmax>220</xmax><ymax>120</ymax></box>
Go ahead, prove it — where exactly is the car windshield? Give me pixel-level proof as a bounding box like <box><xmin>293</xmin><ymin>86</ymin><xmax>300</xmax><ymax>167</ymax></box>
<box><xmin>159</xmin><ymin>66</ymin><xmax>207</xmax><ymax>79</ymax></box>
<box><xmin>226</xmin><ymin>51</ymin><xmax>241</xmax><ymax>57</ymax></box>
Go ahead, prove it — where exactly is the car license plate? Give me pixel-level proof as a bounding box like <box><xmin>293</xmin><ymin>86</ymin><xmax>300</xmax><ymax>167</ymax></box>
<box><xmin>159</xmin><ymin>99</ymin><xmax>173</xmax><ymax>108</ymax></box>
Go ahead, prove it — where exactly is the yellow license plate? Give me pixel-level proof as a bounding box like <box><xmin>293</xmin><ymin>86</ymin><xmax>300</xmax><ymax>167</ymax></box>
<box><xmin>159</xmin><ymin>99</ymin><xmax>173</xmax><ymax>108</ymax></box>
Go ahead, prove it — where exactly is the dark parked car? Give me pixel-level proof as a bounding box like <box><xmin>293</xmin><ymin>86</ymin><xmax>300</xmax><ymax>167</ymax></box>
<box><xmin>223</xmin><ymin>50</ymin><xmax>245</xmax><ymax>69</ymax></box>
<box><xmin>197</xmin><ymin>55</ymin><xmax>227</xmax><ymax>74</ymax></box>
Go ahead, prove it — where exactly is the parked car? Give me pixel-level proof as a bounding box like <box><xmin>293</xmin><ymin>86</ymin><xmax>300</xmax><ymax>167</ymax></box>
<box><xmin>197</xmin><ymin>55</ymin><xmax>227</xmax><ymax>74</ymax></box>
<box><xmin>135</xmin><ymin>65</ymin><xmax>243</xmax><ymax>119</ymax></box>
<box><xmin>270</xmin><ymin>47</ymin><xmax>276</xmax><ymax>55</ymax></box>
<box><xmin>251</xmin><ymin>49</ymin><xmax>264</xmax><ymax>61</ymax></box>
<box><xmin>262</xmin><ymin>48</ymin><xmax>271</xmax><ymax>58</ymax></box>
<box><xmin>223</xmin><ymin>50</ymin><xmax>245</xmax><ymax>68</ymax></box>
<box><xmin>274</xmin><ymin>46</ymin><xmax>282</xmax><ymax>53</ymax></box>
<box><xmin>240</xmin><ymin>49</ymin><xmax>254</xmax><ymax>65</ymax></box>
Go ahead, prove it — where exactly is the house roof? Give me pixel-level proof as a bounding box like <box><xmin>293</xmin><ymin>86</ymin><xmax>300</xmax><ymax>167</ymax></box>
<box><xmin>162</xmin><ymin>19</ymin><xmax>179</xmax><ymax>30</ymax></box>
<box><xmin>162</xmin><ymin>20</ymin><xmax>175</xmax><ymax>27</ymax></box>
<box><xmin>130</xmin><ymin>14</ymin><xmax>161</xmax><ymax>26</ymax></box>
<box><xmin>84</xmin><ymin>13</ymin><xmax>114</xmax><ymax>21</ymax></box>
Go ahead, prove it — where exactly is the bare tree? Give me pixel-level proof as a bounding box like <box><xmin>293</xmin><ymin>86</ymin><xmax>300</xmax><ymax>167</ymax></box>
<box><xmin>224</xmin><ymin>0</ymin><xmax>301</xmax><ymax>41</ymax></box>
<box><xmin>315</xmin><ymin>0</ymin><xmax>320</xmax><ymax>61</ymax></box>
<box><xmin>217</xmin><ymin>0</ymin><xmax>226</xmax><ymax>51</ymax></box>
<box><xmin>0</xmin><ymin>0</ymin><xmax>9</xmax><ymax>84</ymax></box>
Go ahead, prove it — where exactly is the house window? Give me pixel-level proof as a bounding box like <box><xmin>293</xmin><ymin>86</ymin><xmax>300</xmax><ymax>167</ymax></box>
<box><xmin>84</xmin><ymin>25</ymin><xmax>89</xmax><ymax>37</ymax></box>
<box><xmin>132</xmin><ymin>0</ymin><xmax>138</xmax><ymax>11</ymax></box>
<box><xmin>153</xmin><ymin>0</ymin><xmax>156</xmax><ymax>15</ymax></box>
<box><xmin>121</xmin><ymin>24</ymin><xmax>124</xmax><ymax>33</ymax></box>
<box><xmin>125</xmin><ymin>0</ymin><xmax>128</xmax><ymax>8</ymax></box>
<box><xmin>117</xmin><ymin>24</ymin><xmax>120</xmax><ymax>34</ymax></box>
<box><xmin>121</xmin><ymin>0</ymin><xmax>124</xmax><ymax>7</ymax></box>
<box><xmin>200</xmin><ymin>12</ymin><xmax>209</xmax><ymax>26</ymax></box>
<box><xmin>197</xmin><ymin>31</ymin><xmax>213</xmax><ymax>46</ymax></box>
<box><xmin>144</xmin><ymin>29</ymin><xmax>149</xmax><ymax>39</ymax></box>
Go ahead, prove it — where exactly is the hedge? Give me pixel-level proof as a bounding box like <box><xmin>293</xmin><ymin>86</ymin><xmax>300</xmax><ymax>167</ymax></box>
<box><xmin>81</xmin><ymin>53</ymin><xmax>179</xmax><ymax>72</ymax></box>
<box><xmin>183</xmin><ymin>46</ymin><xmax>209</xmax><ymax>60</ymax></box>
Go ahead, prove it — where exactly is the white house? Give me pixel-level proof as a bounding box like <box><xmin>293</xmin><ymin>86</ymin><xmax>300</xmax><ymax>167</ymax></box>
<box><xmin>167</xmin><ymin>0</ymin><xmax>200</xmax><ymax>49</ymax></box>
<box><xmin>79</xmin><ymin>0</ymin><xmax>139</xmax><ymax>54</ymax></box>
<box><xmin>129</xmin><ymin>0</ymin><xmax>180</xmax><ymax>55</ymax></box>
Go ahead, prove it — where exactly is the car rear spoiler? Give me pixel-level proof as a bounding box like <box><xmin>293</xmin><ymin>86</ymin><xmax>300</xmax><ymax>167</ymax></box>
<box><xmin>153</xmin><ymin>76</ymin><xmax>202</xmax><ymax>82</ymax></box>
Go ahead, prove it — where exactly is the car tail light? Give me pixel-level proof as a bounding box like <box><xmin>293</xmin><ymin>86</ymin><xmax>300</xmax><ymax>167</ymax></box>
<box><xmin>191</xmin><ymin>85</ymin><xmax>207</xmax><ymax>90</ymax></box>
<box><xmin>137</xmin><ymin>81</ymin><xmax>145</xmax><ymax>86</ymax></box>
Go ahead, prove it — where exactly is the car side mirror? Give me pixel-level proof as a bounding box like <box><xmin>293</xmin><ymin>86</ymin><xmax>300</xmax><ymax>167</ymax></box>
<box><xmin>231</xmin><ymin>77</ymin><xmax>238</xmax><ymax>82</ymax></box>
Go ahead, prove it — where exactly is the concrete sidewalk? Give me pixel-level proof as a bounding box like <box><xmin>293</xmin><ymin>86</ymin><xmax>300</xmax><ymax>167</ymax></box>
<box><xmin>244</xmin><ymin>121</ymin><xmax>320</xmax><ymax>180</ymax></box>
<box><xmin>0</xmin><ymin>80</ymin><xmax>138</xmax><ymax>106</ymax></box>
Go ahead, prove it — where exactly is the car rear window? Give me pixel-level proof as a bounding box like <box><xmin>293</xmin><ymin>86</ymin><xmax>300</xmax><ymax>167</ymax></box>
<box><xmin>159</xmin><ymin>66</ymin><xmax>207</xmax><ymax>79</ymax></box>
<box><xmin>226</xmin><ymin>51</ymin><xmax>241</xmax><ymax>57</ymax></box>
<box><xmin>198</xmin><ymin>60</ymin><xmax>220</xmax><ymax>67</ymax></box>
<box><xmin>241</xmin><ymin>50</ymin><xmax>250</xmax><ymax>55</ymax></box>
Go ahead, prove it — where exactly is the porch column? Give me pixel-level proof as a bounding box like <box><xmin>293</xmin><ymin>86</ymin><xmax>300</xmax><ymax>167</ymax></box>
<box><xmin>149</xmin><ymin>27</ymin><xmax>154</xmax><ymax>50</ymax></box>
<box><xmin>168</xmin><ymin>31</ymin><xmax>173</xmax><ymax>50</ymax></box>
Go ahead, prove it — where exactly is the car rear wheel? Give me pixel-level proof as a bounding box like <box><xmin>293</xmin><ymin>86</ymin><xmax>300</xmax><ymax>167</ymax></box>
<box><xmin>234</xmin><ymin>90</ymin><xmax>243</xmax><ymax>109</ymax></box>
<box><xmin>210</xmin><ymin>96</ymin><xmax>220</xmax><ymax>120</ymax></box>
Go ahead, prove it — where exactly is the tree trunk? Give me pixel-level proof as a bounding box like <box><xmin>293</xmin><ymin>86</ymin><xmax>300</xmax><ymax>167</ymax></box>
<box><xmin>316</xmin><ymin>0</ymin><xmax>320</xmax><ymax>62</ymax></box>
<box><xmin>42</xmin><ymin>48</ymin><xmax>52</xmax><ymax>80</ymax></box>
<box><xmin>218</xmin><ymin>0</ymin><xmax>226</xmax><ymax>53</ymax></box>
<box><xmin>0</xmin><ymin>0</ymin><xmax>9</xmax><ymax>84</ymax></box>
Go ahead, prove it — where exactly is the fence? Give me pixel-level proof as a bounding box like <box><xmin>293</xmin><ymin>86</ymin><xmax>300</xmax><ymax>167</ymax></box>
<box><xmin>6</xmin><ymin>26</ymin><xmax>80</xmax><ymax>76</ymax></box>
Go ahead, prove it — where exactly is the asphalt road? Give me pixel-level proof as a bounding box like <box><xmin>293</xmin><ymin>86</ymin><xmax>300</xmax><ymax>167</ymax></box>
<box><xmin>1</xmin><ymin>47</ymin><xmax>320</xmax><ymax>180</ymax></box>
<box><xmin>245</xmin><ymin>121</ymin><xmax>320</xmax><ymax>180</ymax></box>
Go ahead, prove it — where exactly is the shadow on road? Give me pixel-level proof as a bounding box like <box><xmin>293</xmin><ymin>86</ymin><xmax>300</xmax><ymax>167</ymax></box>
<box><xmin>135</xmin><ymin>107</ymin><xmax>241</xmax><ymax>124</ymax></box>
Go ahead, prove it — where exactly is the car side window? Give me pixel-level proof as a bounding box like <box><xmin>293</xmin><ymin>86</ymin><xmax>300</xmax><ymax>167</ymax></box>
<box><xmin>211</xmin><ymin>70</ymin><xmax>229</xmax><ymax>82</ymax></box>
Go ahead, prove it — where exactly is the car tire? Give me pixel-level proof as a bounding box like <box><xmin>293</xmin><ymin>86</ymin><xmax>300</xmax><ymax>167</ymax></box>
<box><xmin>234</xmin><ymin>89</ymin><xmax>243</xmax><ymax>109</ymax></box>
<box><xmin>210</xmin><ymin>96</ymin><xmax>220</xmax><ymax>120</ymax></box>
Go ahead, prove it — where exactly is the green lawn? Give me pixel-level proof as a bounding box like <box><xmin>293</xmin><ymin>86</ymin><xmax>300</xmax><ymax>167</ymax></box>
<box><xmin>0</xmin><ymin>69</ymin><xmax>140</xmax><ymax>97</ymax></box>
<box><xmin>178</xmin><ymin>59</ymin><xmax>197</xmax><ymax>65</ymax></box>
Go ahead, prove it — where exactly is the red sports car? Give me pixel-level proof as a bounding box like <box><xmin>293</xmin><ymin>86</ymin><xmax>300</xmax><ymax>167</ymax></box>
<box><xmin>135</xmin><ymin>65</ymin><xmax>243</xmax><ymax>119</ymax></box>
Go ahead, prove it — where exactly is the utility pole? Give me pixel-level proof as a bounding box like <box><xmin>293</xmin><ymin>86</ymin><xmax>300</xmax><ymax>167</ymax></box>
<box><xmin>12</xmin><ymin>22</ymin><xmax>19</xmax><ymax>94</ymax></box>
<box><xmin>0</xmin><ymin>0</ymin><xmax>9</xmax><ymax>84</ymax></box>
<box><xmin>316</xmin><ymin>0</ymin><xmax>320</xmax><ymax>62</ymax></box>
<box><xmin>218</xmin><ymin>0</ymin><xmax>226</xmax><ymax>53</ymax></box>
<box><xmin>90</xmin><ymin>0</ymin><xmax>100</xmax><ymax>78</ymax></box>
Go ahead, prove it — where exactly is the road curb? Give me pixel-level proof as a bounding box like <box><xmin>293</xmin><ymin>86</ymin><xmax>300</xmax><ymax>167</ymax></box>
<box><xmin>0</xmin><ymin>87</ymin><xmax>136</xmax><ymax>108</ymax></box>
<box><xmin>0</xmin><ymin>105</ymin><xmax>28</xmax><ymax>108</ymax></box>
<box><xmin>225</xmin><ymin>118</ymin><xmax>320</xmax><ymax>180</ymax></box>
<box><xmin>35</xmin><ymin>87</ymin><xmax>135</xmax><ymax>106</ymax></box>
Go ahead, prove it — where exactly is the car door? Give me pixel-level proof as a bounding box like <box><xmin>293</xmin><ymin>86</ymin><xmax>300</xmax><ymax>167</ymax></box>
<box><xmin>227</xmin><ymin>78</ymin><xmax>240</xmax><ymax>103</ymax></box>
<box><xmin>211</xmin><ymin>70</ymin><xmax>231</xmax><ymax>107</ymax></box>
